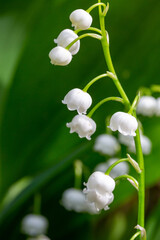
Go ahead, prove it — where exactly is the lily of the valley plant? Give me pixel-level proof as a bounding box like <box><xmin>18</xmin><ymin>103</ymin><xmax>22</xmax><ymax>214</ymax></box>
<box><xmin>49</xmin><ymin>0</ymin><xmax>160</xmax><ymax>239</ymax></box>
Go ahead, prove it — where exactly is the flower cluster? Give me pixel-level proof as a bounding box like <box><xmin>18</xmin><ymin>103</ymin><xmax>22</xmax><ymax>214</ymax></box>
<box><xmin>49</xmin><ymin>10</ymin><xmax>92</xmax><ymax>66</ymax></box>
<box><xmin>83</xmin><ymin>171</ymin><xmax>115</xmax><ymax>211</ymax></box>
<box><xmin>137</xmin><ymin>96</ymin><xmax>160</xmax><ymax>117</ymax></box>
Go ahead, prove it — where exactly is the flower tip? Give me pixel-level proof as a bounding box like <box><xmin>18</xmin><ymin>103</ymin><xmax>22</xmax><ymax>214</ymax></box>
<box><xmin>86</xmin><ymin>136</ymin><xmax>91</xmax><ymax>140</ymax></box>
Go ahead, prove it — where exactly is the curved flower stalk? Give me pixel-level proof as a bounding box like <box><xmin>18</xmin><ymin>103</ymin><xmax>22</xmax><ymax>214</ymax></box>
<box><xmin>94</xmin><ymin>158</ymin><xmax>129</xmax><ymax>178</ymax></box>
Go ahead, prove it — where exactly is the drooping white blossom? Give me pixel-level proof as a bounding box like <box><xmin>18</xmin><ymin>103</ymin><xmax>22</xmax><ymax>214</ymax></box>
<box><xmin>128</xmin><ymin>134</ymin><xmax>152</xmax><ymax>155</ymax></box>
<box><xmin>93</xmin><ymin>134</ymin><xmax>120</xmax><ymax>156</ymax></box>
<box><xmin>61</xmin><ymin>188</ymin><xmax>98</xmax><ymax>214</ymax></box>
<box><xmin>119</xmin><ymin>133</ymin><xmax>135</xmax><ymax>147</ymax></box>
<box><xmin>49</xmin><ymin>46</ymin><xmax>72</xmax><ymax>66</ymax></box>
<box><xmin>54</xmin><ymin>29</ymin><xmax>80</xmax><ymax>55</ymax></box>
<box><xmin>66</xmin><ymin>114</ymin><xmax>96</xmax><ymax>140</ymax></box>
<box><xmin>94</xmin><ymin>158</ymin><xmax>129</xmax><ymax>178</ymax></box>
<box><xmin>119</xmin><ymin>132</ymin><xmax>152</xmax><ymax>155</ymax></box>
<box><xmin>155</xmin><ymin>97</ymin><xmax>160</xmax><ymax>116</ymax></box>
<box><xmin>83</xmin><ymin>171</ymin><xmax>115</xmax><ymax>211</ymax></box>
<box><xmin>136</xmin><ymin>96</ymin><xmax>157</xmax><ymax>117</ymax></box>
<box><xmin>109</xmin><ymin>112</ymin><xmax>138</xmax><ymax>136</ymax></box>
<box><xmin>21</xmin><ymin>214</ymin><xmax>48</xmax><ymax>237</ymax></box>
<box><xmin>70</xmin><ymin>9</ymin><xmax>92</xmax><ymax>30</ymax></box>
<box><xmin>62</xmin><ymin>88</ymin><xmax>92</xmax><ymax>114</ymax></box>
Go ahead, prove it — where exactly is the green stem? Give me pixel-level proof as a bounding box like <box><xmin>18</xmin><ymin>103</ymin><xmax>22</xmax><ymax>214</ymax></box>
<box><xmin>86</xmin><ymin>2</ymin><xmax>106</xmax><ymax>13</ymax></box>
<box><xmin>114</xmin><ymin>174</ymin><xmax>139</xmax><ymax>190</ymax></box>
<box><xmin>87</xmin><ymin>97</ymin><xmax>124</xmax><ymax>117</ymax></box>
<box><xmin>105</xmin><ymin>158</ymin><xmax>128</xmax><ymax>175</ymax></box>
<box><xmin>128</xmin><ymin>93</ymin><xmax>140</xmax><ymax>114</ymax></box>
<box><xmin>134</xmin><ymin>112</ymin><xmax>145</xmax><ymax>229</ymax></box>
<box><xmin>98</xmin><ymin>1</ymin><xmax>145</xmax><ymax>238</ymax></box>
<box><xmin>75</xmin><ymin>27</ymin><xmax>102</xmax><ymax>35</ymax></box>
<box><xmin>98</xmin><ymin>0</ymin><xmax>130</xmax><ymax>109</ymax></box>
<box><xmin>130</xmin><ymin>232</ymin><xmax>141</xmax><ymax>240</ymax></box>
<box><xmin>83</xmin><ymin>73</ymin><xmax>108</xmax><ymax>92</ymax></box>
<box><xmin>33</xmin><ymin>193</ymin><xmax>41</xmax><ymax>214</ymax></box>
<box><xmin>66</xmin><ymin>33</ymin><xmax>101</xmax><ymax>50</ymax></box>
<box><xmin>74</xmin><ymin>160</ymin><xmax>83</xmax><ymax>189</ymax></box>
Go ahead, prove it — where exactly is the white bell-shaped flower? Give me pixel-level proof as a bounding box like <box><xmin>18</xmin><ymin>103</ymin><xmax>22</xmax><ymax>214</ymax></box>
<box><xmin>62</xmin><ymin>88</ymin><xmax>92</xmax><ymax>114</ymax></box>
<box><xmin>93</xmin><ymin>134</ymin><xmax>120</xmax><ymax>156</ymax></box>
<box><xmin>66</xmin><ymin>114</ymin><xmax>96</xmax><ymax>140</ymax></box>
<box><xmin>54</xmin><ymin>29</ymin><xmax>80</xmax><ymax>55</ymax></box>
<box><xmin>136</xmin><ymin>96</ymin><xmax>157</xmax><ymax>116</ymax></box>
<box><xmin>119</xmin><ymin>133</ymin><xmax>135</xmax><ymax>147</ymax></box>
<box><xmin>70</xmin><ymin>9</ymin><xmax>92</xmax><ymax>30</ymax></box>
<box><xmin>49</xmin><ymin>46</ymin><xmax>72</xmax><ymax>66</ymax></box>
<box><xmin>83</xmin><ymin>171</ymin><xmax>115</xmax><ymax>211</ymax></box>
<box><xmin>21</xmin><ymin>214</ymin><xmax>48</xmax><ymax>237</ymax></box>
<box><xmin>155</xmin><ymin>98</ymin><xmax>160</xmax><ymax>116</ymax></box>
<box><xmin>61</xmin><ymin>188</ymin><xmax>98</xmax><ymax>214</ymax></box>
<box><xmin>128</xmin><ymin>134</ymin><xmax>152</xmax><ymax>155</ymax></box>
<box><xmin>109</xmin><ymin>112</ymin><xmax>138</xmax><ymax>136</ymax></box>
<box><xmin>61</xmin><ymin>188</ymin><xmax>87</xmax><ymax>212</ymax></box>
<box><xmin>94</xmin><ymin>158</ymin><xmax>129</xmax><ymax>178</ymax></box>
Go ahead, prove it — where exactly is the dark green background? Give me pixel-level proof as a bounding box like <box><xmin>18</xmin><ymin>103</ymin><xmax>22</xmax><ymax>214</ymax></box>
<box><xmin>0</xmin><ymin>0</ymin><xmax>160</xmax><ymax>239</ymax></box>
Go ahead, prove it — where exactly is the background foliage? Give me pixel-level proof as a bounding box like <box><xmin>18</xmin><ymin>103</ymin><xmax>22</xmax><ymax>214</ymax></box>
<box><xmin>0</xmin><ymin>0</ymin><xmax>160</xmax><ymax>239</ymax></box>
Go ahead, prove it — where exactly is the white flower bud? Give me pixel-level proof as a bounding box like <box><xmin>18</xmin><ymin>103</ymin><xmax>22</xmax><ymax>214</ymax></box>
<box><xmin>21</xmin><ymin>214</ymin><xmax>48</xmax><ymax>237</ymax></box>
<box><xmin>128</xmin><ymin>134</ymin><xmax>152</xmax><ymax>155</ymax></box>
<box><xmin>83</xmin><ymin>171</ymin><xmax>115</xmax><ymax>211</ymax></box>
<box><xmin>95</xmin><ymin>158</ymin><xmax>129</xmax><ymax>178</ymax></box>
<box><xmin>135</xmin><ymin>225</ymin><xmax>146</xmax><ymax>238</ymax></box>
<box><xmin>137</xmin><ymin>96</ymin><xmax>157</xmax><ymax>116</ymax></box>
<box><xmin>94</xmin><ymin>134</ymin><xmax>120</xmax><ymax>156</ymax></box>
<box><xmin>49</xmin><ymin>46</ymin><xmax>72</xmax><ymax>66</ymax></box>
<box><xmin>155</xmin><ymin>97</ymin><xmax>160</xmax><ymax>116</ymax></box>
<box><xmin>109</xmin><ymin>112</ymin><xmax>138</xmax><ymax>136</ymax></box>
<box><xmin>54</xmin><ymin>29</ymin><xmax>80</xmax><ymax>55</ymax></box>
<box><xmin>66</xmin><ymin>115</ymin><xmax>96</xmax><ymax>140</ymax></box>
<box><xmin>127</xmin><ymin>178</ymin><xmax>139</xmax><ymax>191</ymax></box>
<box><xmin>70</xmin><ymin>9</ymin><xmax>92</xmax><ymax>30</ymax></box>
<box><xmin>62</xmin><ymin>88</ymin><xmax>92</xmax><ymax>114</ymax></box>
<box><xmin>61</xmin><ymin>188</ymin><xmax>98</xmax><ymax>214</ymax></box>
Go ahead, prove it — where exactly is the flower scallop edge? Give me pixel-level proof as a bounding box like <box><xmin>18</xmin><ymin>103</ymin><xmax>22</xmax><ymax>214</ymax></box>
<box><xmin>83</xmin><ymin>171</ymin><xmax>115</xmax><ymax>211</ymax></box>
<box><xmin>66</xmin><ymin>114</ymin><xmax>96</xmax><ymax>140</ymax></box>
<box><xmin>49</xmin><ymin>46</ymin><xmax>72</xmax><ymax>66</ymax></box>
<box><xmin>109</xmin><ymin>112</ymin><xmax>138</xmax><ymax>136</ymax></box>
<box><xmin>62</xmin><ymin>88</ymin><xmax>92</xmax><ymax>114</ymax></box>
<box><xmin>54</xmin><ymin>29</ymin><xmax>80</xmax><ymax>55</ymax></box>
<box><xmin>70</xmin><ymin>9</ymin><xmax>93</xmax><ymax>30</ymax></box>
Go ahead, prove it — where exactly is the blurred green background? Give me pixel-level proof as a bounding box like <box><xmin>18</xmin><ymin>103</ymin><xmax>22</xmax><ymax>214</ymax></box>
<box><xmin>0</xmin><ymin>0</ymin><xmax>160</xmax><ymax>239</ymax></box>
